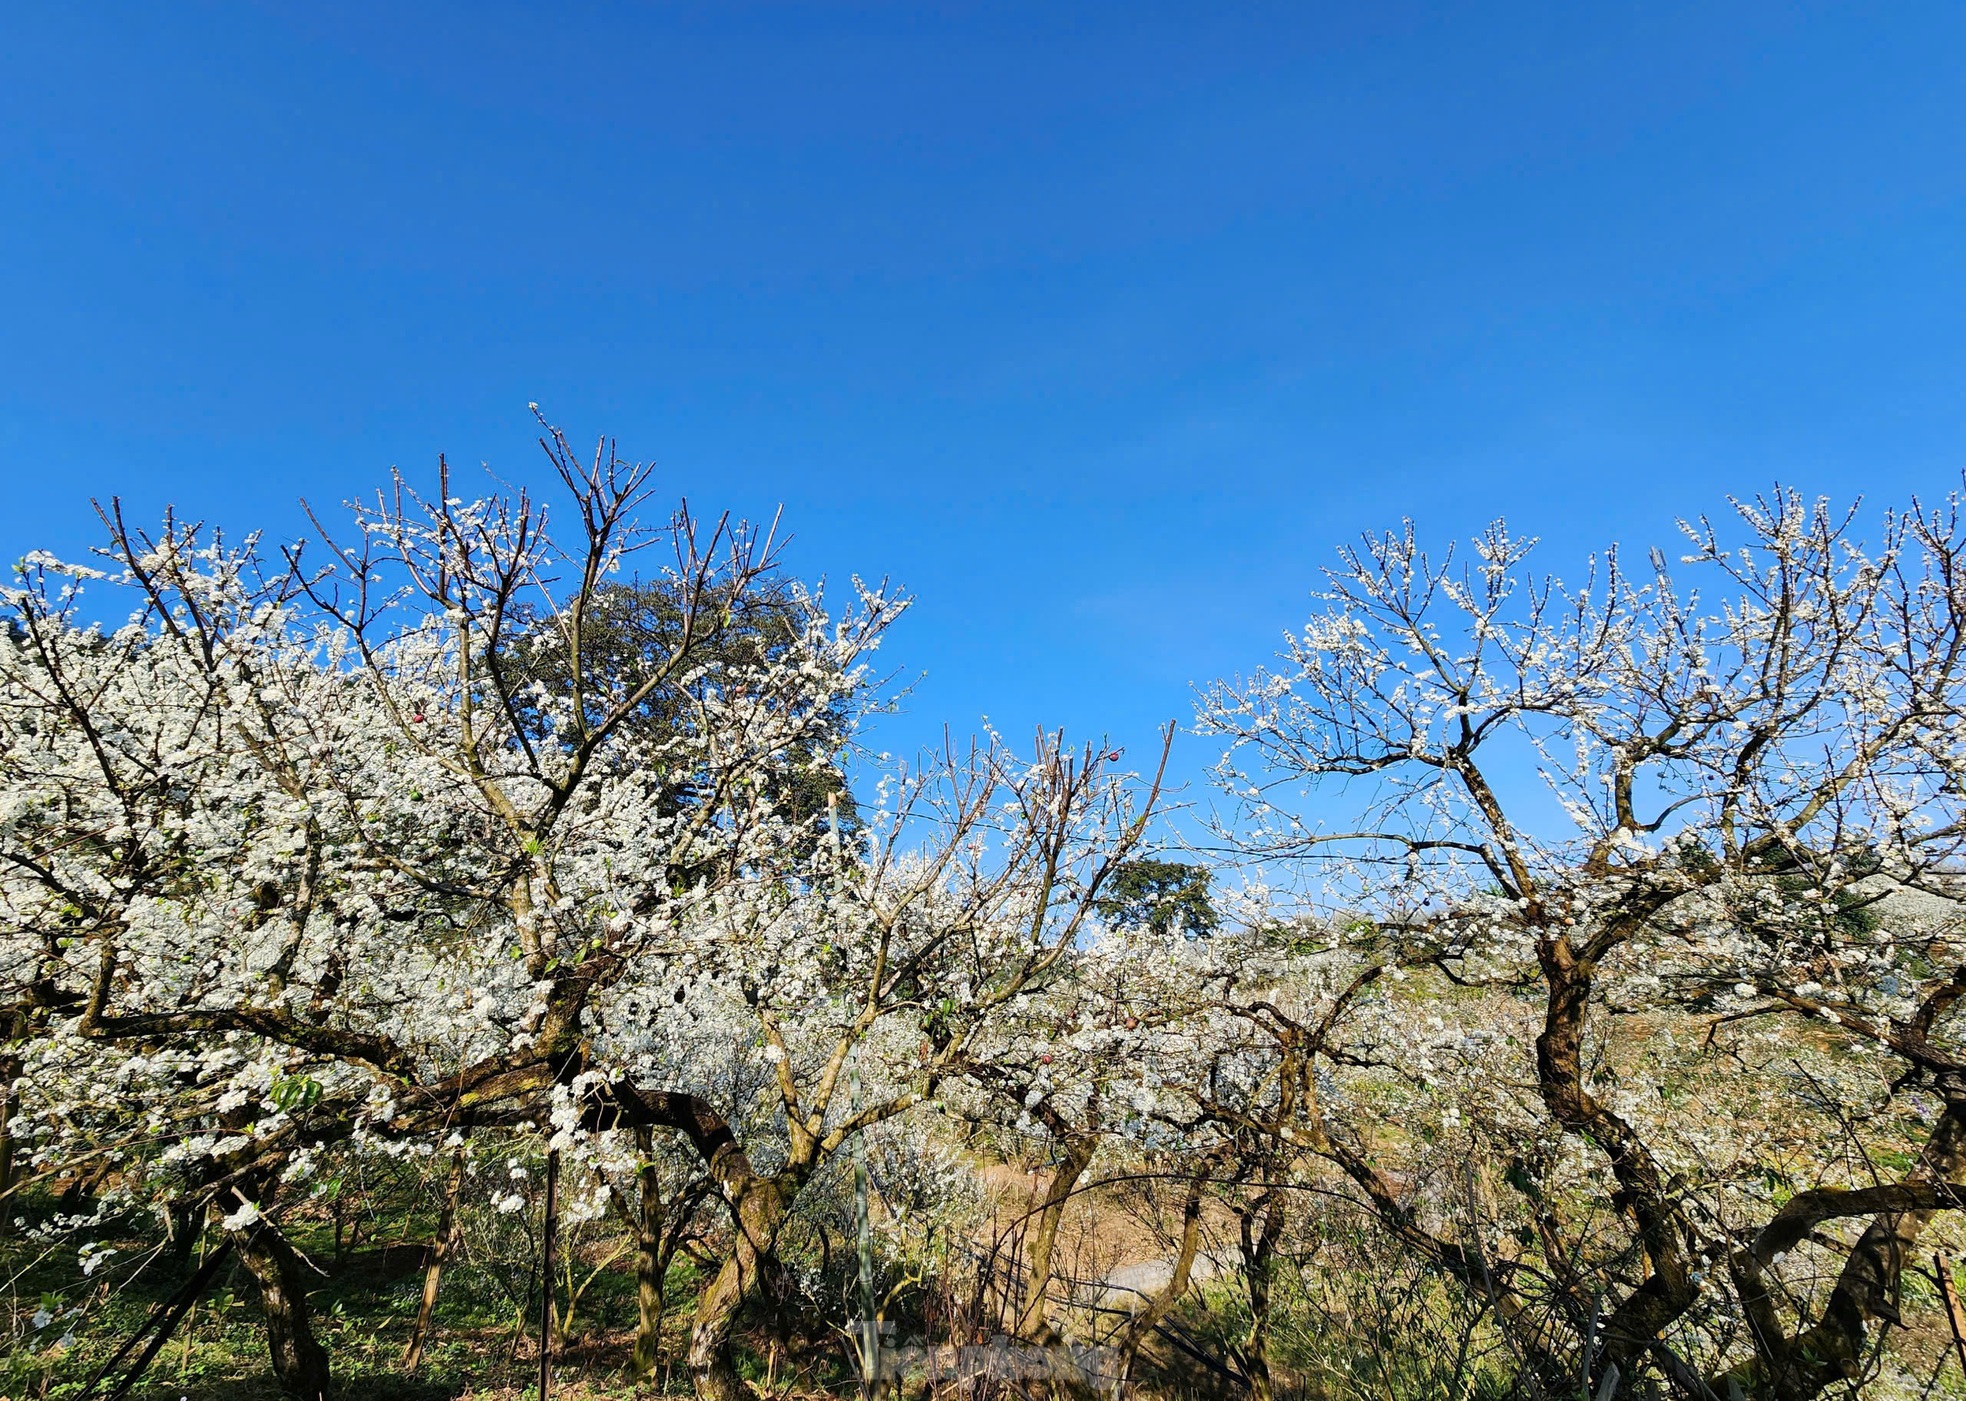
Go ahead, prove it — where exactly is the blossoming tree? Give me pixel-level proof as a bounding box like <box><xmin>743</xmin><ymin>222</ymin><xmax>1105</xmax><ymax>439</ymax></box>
<box><xmin>0</xmin><ymin>421</ymin><xmax>1174</xmax><ymax>1400</ymax></box>
<box><xmin>1200</xmin><ymin>489</ymin><xmax>1966</xmax><ymax>1398</ymax></box>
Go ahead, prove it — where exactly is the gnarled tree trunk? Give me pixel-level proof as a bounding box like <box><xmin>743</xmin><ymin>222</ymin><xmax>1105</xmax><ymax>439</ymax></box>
<box><xmin>1723</xmin><ymin>1099</ymin><xmax>1966</xmax><ymax>1399</ymax></box>
<box><xmin>229</xmin><ymin>1213</ymin><xmax>332</xmax><ymax>1401</ymax></box>
<box><xmin>1536</xmin><ymin>931</ymin><xmax>1697</xmax><ymax>1394</ymax></box>
<box><xmin>688</xmin><ymin>1178</ymin><xmax>791</xmax><ymax>1401</ymax></box>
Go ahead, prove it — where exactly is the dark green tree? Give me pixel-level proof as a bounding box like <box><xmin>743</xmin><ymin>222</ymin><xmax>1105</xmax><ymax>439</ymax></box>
<box><xmin>1093</xmin><ymin>858</ymin><xmax>1218</xmax><ymax>936</ymax></box>
<box><xmin>500</xmin><ymin>577</ymin><xmax>860</xmax><ymax>846</ymax></box>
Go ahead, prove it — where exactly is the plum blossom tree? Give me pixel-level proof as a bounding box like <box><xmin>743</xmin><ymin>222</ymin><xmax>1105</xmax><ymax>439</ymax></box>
<box><xmin>626</xmin><ymin>716</ymin><xmax>1173</xmax><ymax>1401</ymax></box>
<box><xmin>1</xmin><ymin>421</ymin><xmax>873</xmax><ymax>1396</ymax></box>
<box><xmin>0</xmin><ymin>421</ymin><xmax>1174</xmax><ymax>1400</ymax></box>
<box><xmin>1200</xmin><ymin>488</ymin><xmax>1966</xmax><ymax>1398</ymax></box>
<box><xmin>943</xmin><ymin>919</ymin><xmax>1196</xmax><ymax>1346</ymax></box>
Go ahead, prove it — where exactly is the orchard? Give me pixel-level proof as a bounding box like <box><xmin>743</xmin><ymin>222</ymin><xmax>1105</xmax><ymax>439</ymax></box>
<box><xmin>7</xmin><ymin>425</ymin><xmax>1966</xmax><ymax>1401</ymax></box>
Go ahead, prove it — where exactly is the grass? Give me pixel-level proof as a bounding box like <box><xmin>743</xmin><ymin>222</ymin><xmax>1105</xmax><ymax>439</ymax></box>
<box><xmin>1</xmin><ymin>1221</ymin><xmax>715</xmax><ymax>1401</ymax></box>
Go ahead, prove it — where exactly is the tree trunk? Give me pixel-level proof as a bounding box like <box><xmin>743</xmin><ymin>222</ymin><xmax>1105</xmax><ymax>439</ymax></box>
<box><xmin>1240</xmin><ymin>1191</ymin><xmax>1286</xmax><ymax>1401</ymax></box>
<box><xmin>1015</xmin><ymin>1134</ymin><xmax>1096</xmax><ymax>1344</ymax></box>
<box><xmin>631</xmin><ymin>1127</ymin><xmax>670</xmax><ymax>1380</ymax></box>
<box><xmin>402</xmin><ymin>1149</ymin><xmax>466</xmax><ymax>1371</ymax></box>
<box><xmin>688</xmin><ymin>1181</ymin><xmax>788</xmax><ymax>1401</ymax></box>
<box><xmin>1114</xmin><ymin>1167</ymin><xmax>1208</xmax><ymax>1383</ymax></box>
<box><xmin>229</xmin><ymin>1216</ymin><xmax>332</xmax><ymax>1401</ymax></box>
<box><xmin>162</xmin><ymin>1195</ymin><xmax>204</xmax><ymax>1273</ymax></box>
<box><xmin>1536</xmin><ymin>934</ymin><xmax>1695</xmax><ymax>1387</ymax></box>
<box><xmin>1726</xmin><ymin>1099</ymin><xmax>1966</xmax><ymax>1400</ymax></box>
<box><xmin>0</xmin><ymin>1051</ymin><xmax>15</xmax><ymax>1239</ymax></box>
<box><xmin>633</xmin><ymin>1230</ymin><xmax>668</xmax><ymax>1381</ymax></box>
<box><xmin>0</xmin><ymin>1008</ymin><xmax>25</xmax><ymax>1240</ymax></box>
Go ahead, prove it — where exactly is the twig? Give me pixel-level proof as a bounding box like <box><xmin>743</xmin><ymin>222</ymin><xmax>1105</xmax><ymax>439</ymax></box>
<box><xmin>77</xmin><ymin>1238</ymin><xmax>235</xmax><ymax>1401</ymax></box>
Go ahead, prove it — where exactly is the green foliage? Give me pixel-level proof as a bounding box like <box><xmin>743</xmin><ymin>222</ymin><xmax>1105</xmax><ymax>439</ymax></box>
<box><xmin>1093</xmin><ymin>858</ymin><xmax>1219</xmax><ymax>937</ymax></box>
<box><xmin>502</xmin><ymin>577</ymin><xmax>860</xmax><ymax>843</ymax></box>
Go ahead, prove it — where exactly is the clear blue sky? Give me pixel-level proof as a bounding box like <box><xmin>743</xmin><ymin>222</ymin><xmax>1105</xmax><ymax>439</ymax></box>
<box><xmin>4</xmin><ymin>2</ymin><xmax>1964</xmax><ymax>785</ymax></box>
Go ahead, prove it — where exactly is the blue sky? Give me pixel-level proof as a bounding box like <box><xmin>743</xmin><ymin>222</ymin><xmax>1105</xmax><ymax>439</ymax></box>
<box><xmin>4</xmin><ymin>2</ymin><xmax>1964</xmax><ymax>794</ymax></box>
